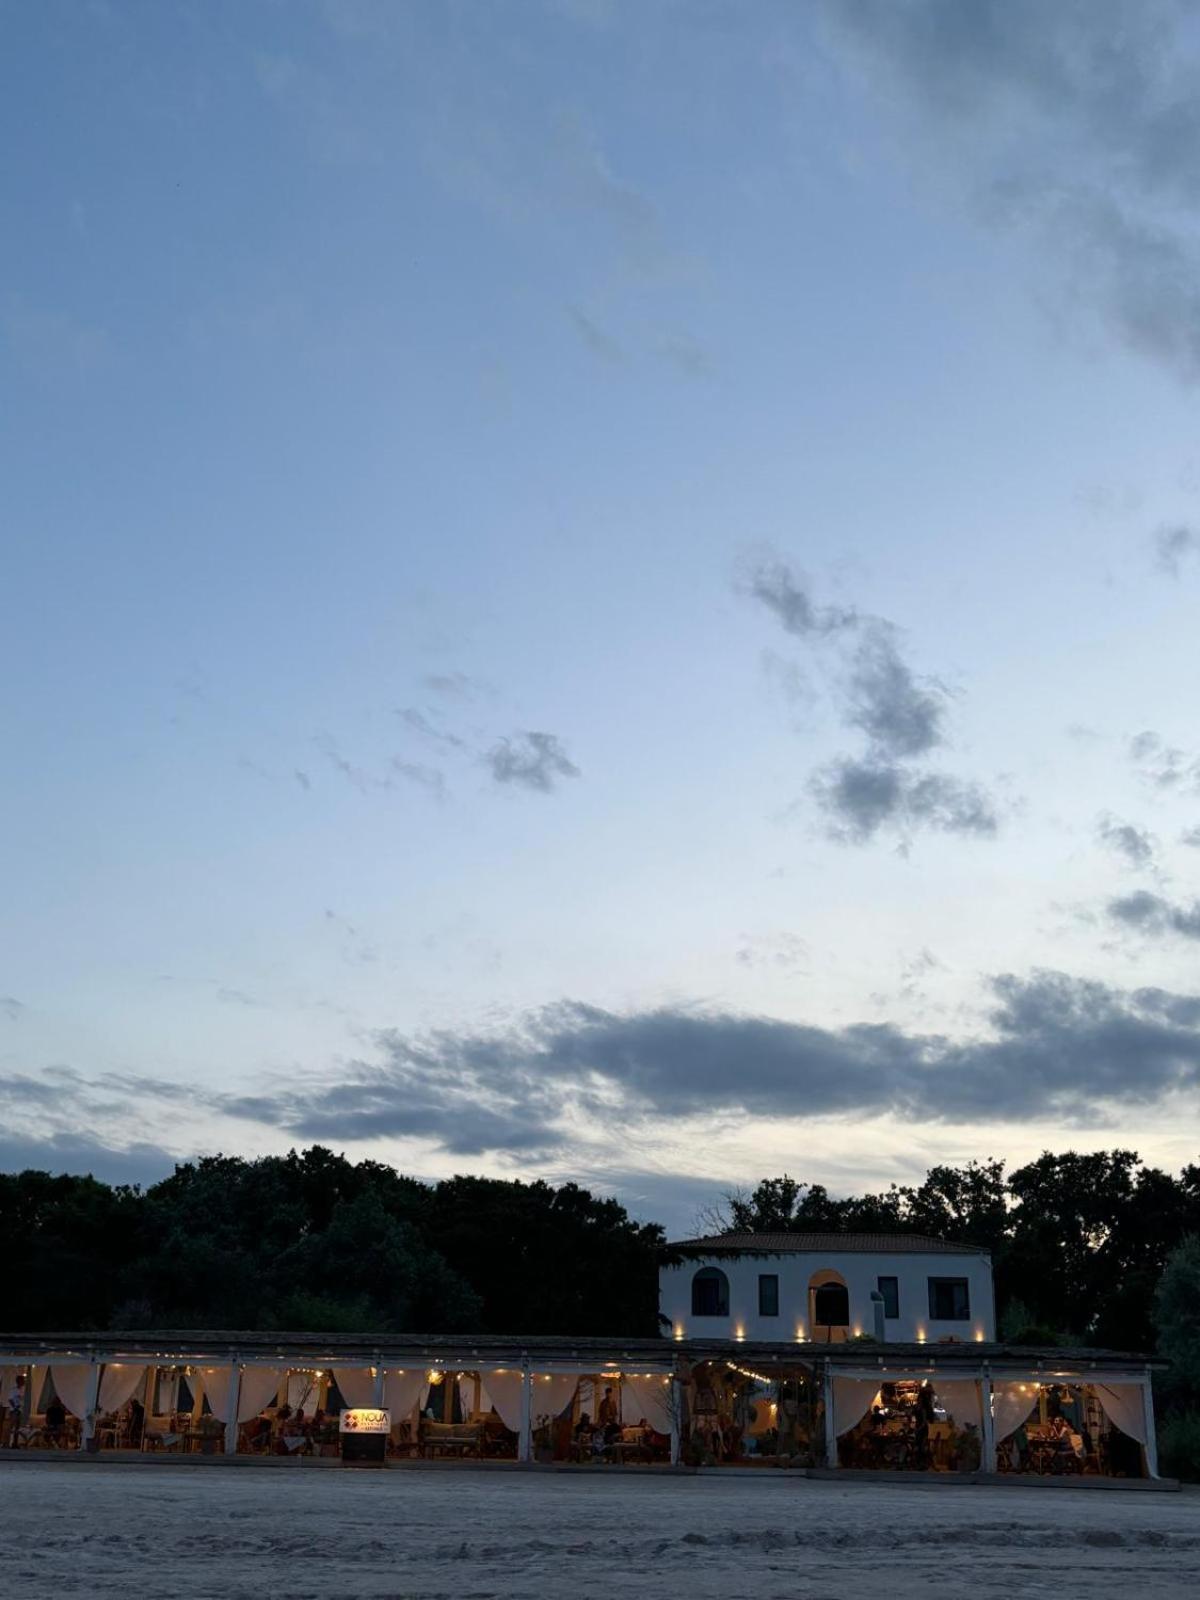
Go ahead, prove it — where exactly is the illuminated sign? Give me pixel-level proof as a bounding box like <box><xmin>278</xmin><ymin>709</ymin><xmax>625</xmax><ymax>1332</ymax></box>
<box><xmin>339</xmin><ymin>1408</ymin><xmax>390</xmax><ymax>1434</ymax></box>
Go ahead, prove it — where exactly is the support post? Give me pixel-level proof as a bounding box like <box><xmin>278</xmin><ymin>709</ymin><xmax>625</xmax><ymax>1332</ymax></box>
<box><xmin>372</xmin><ymin>1360</ymin><xmax>385</xmax><ymax>1408</ymax></box>
<box><xmin>223</xmin><ymin>1359</ymin><xmax>240</xmax><ymax>1455</ymax></box>
<box><xmin>980</xmin><ymin>1372</ymin><xmax>995</xmax><ymax>1474</ymax></box>
<box><xmin>669</xmin><ymin>1378</ymin><xmax>682</xmax><ymax>1465</ymax></box>
<box><xmin>79</xmin><ymin>1360</ymin><xmax>102</xmax><ymax>1451</ymax></box>
<box><xmin>518</xmin><ymin>1362</ymin><xmax>532</xmax><ymax>1464</ymax></box>
<box><xmin>822</xmin><ymin>1360</ymin><xmax>837</xmax><ymax>1468</ymax></box>
<box><xmin>1142</xmin><ymin>1371</ymin><xmax>1159</xmax><ymax>1479</ymax></box>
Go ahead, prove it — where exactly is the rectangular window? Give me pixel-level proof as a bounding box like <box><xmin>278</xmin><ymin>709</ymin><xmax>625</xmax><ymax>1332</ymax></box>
<box><xmin>758</xmin><ymin>1273</ymin><xmax>779</xmax><ymax>1317</ymax></box>
<box><xmin>928</xmin><ymin>1277</ymin><xmax>971</xmax><ymax>1321</ymax></box>
<box><xmin>877</xmin><ymin>1275</ymin><xmax>900</xmax><ymax>1320</ymax></box>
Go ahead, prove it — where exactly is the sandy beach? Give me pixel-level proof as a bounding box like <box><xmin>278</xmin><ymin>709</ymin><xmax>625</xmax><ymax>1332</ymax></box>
<box><xmin>4</xmin><ymin>1463</ymin><xmax>1197</xmax><ymax>1599</ymax></box>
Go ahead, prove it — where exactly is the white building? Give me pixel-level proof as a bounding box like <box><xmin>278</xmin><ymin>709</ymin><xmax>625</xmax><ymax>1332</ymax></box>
<box><xmin>660</xmin><ymin>1232</ymin><xmax>997</xmax><ymax>1345</ymax></box>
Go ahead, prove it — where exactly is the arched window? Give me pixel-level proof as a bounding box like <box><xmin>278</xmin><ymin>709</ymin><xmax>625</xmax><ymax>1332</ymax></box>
<box><xmin>691</xmin><ymin>1266</ymin><xmax>730</xmax><ymax>1317</ymax></box>
<box><xmin>813</xmin><ymin>1282</ymin><xmax>850</xmax><ymax>1328</ymax></box>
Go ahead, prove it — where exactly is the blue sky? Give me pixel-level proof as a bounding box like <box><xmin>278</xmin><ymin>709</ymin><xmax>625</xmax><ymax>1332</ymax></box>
<box><xmin>5</xmin><ymin>0</ymin><xmax>1200</xmax><ymax>1232</ymax></box>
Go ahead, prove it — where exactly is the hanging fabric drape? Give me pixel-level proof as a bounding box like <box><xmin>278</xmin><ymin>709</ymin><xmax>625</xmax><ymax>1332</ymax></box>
<box><xmin>1095</xmin><ymin>1383</ymin><xmax>1149</xmax><ymax>1445</ymax></box>
<box><xmin>98</xmin><ymin>1364</ymin><xmax>148</xmax><ymax>1413</ymax></box>
<box><xmin>530</xmin><ymin>1373</ymin><xmax>578</xmax><ymax>1422</ymax></box>
<box><xmin>332</xmin><ymin>1368</ymin><xmax>375</xmax><ymax>1409</ymax></box>
<box><xmin>933</xmin><ymin>1379</ymin><xmax>983</xmax><ymax>1427</ymax></box>
<box><xmin>384</xmin><ymin>1370</ymin><xmax>426</xmax><ymax>1421</ymax></box>
<box><xmin>832</xmin><ymin>1377</ymin><xmax>880</xmax><ymax>1437</ymax></box>
<box><xmin>48</xmin><ymin>1364</ymin><xmax>95</xmax><ymax>1422</ymax></box>
<box><xmin>195</xmin><ymin>1368</ymin><xmax>237</xmax><ymax>1425</ymax></box>
<box><xmin>477</xmin><ymin>1370</ymin><xmax>524</xmax><ymax>1431</ymax></box>
<box><xmin>286</xmin><ymin>1372</ymin><xmax>319</xmax><ymax>1413</ymax></box>
<box><xmin>237</xmin><ymin>1368</ymin><xmax>284</xmax><ymax>1423</ymax></box>
<box><xmin>991</xmin><ymin>1382</ymin><xmax>1038</xmax><ymax>1443</ymax></box>
<box><xmin>622</xmin><ymin>1376</ymin><xmax>674</xmax><ymax>1431</ymax></box>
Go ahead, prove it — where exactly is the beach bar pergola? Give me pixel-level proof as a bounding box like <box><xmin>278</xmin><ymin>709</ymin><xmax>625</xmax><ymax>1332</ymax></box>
<box><xmin>0</xmin><ymin>1332</ymin><xmax>1164</xmax><ymax>1479</ymax></box>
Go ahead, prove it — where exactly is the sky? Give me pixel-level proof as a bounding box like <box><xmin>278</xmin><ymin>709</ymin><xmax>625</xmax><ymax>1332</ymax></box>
<box><xmin>4</xmin><ymin>0</ymin><xmax>1200</xmax><ymax>1236</ymax></box>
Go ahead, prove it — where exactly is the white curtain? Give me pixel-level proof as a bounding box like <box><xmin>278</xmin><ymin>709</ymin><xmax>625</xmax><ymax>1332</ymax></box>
<box><xmin>286</xmin><ymin>1373</ymin><xmax>318</xmax><ymax>1413</ymax></box>
<box><xmin>238</xmin><ymin>1368</ymin><xmax>284</xmax><ymax>1424</ymax></box>
<box><xmin>1096</xmin><ymin>1383</ymin><xmax>1149</xmax><ymax>1446</ymax></box>
<box><xmin>991</xmin><ymin>1382</ymin><xmax>1038</xmax><ymax>1443</ymax></box>
<box><xmin>530</xmin><ymin>1374</ymin><xmax>578</xmax><ymax>1422</ymax></box>
<box><xmin>332</xmin><ymin>1368</ymin><xmax>375</xmax><ymax>1409</ymax></box>
<box><xmin>98</xmin><ymin>1364</ymin><xmax>147</xmax><ymax>1413</ymax></box>
<box><xmin>478</xmin><ymin>1370</ymin><xmax>524</xmax><ymax>1431</ymax></box>
<box><xmin>934</xmin><ymin>1379</ymin><xmax>983</xmax><ymax>1427</ymax></box>
<box><xmin>49</xmin><ymin>1364</ymin><xmax>95</xmax><ymax>1421</ymax></box>
<box><xmin>384</xmin><ymin>1371</ymin><xmax>426</xmax><ymax>1421</ymax></box>
<box><xmin>195</xmin><ymin>1367</ymin><xmax>238</xmax><ymax>1425</ymax></box>
<box><xmin>832</xmin><ymin>1377</ymin><xmax>880</xmax><ymax>1437</ymax></box>
<box><xmin>622</xmin><ymin>1376</ymin><xmax>674</xmax><ymax>1431</ymax></box>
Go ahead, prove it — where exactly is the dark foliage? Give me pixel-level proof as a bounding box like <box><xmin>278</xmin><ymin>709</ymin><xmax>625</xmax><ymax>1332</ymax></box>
<box><xmin>0</xmin><ymin>1147</ymin><xmax>665</xmax><ymax>1337</ymax></box>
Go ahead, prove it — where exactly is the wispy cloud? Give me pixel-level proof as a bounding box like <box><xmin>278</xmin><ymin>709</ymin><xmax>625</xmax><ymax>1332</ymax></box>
<box><xmin>1154</xmin><ymin>524</ymin><xmax>1200</xmax><ymax>576</ymax></box>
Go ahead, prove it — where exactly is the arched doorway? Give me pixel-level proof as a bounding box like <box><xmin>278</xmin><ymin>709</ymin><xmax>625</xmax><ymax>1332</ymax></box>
<box><xmin>691</xmin><ymin>1266</ymin><xmax>730</xmax><ymax>1317</ymax></box>
<box><xmin>808</xmin><ymin>1269</ymin><xmax>850</xmax><ymax>1342</ymax></box>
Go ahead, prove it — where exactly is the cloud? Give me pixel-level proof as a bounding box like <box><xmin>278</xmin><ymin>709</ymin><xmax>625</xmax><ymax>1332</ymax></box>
<box><xmin>1154</xmin><ymin>524</ymin><xmax>1200</xmax><ymax>576</ymax></box>
<box><xmin>568</xmin><ymin>305</ymin><xmax>624</xmax><ymax>364</ymax></box>
<box><xmin>824</xmin><ymin>1</ymin><xmax>1200</xmax><ymax>384</ymax></box>
<box><xmin>1</xmin><ymin>996</ymin><xmax>24</xmax><ymax>1021</ymax></box>
<box><xmin>216</xmin><ymin>987</ymin><xmax>265</xmax><ymax>1008</ymax></box>
<box><xmin>1127</xmin><ymin>730</ymin><xmax>1200</xmax><ymax>791</ymax></box>
<box><xmin>421</xmin><ymin>671</ymin><xmax>480</xmax><ymax>699</ymax></box>
<box><xmin>397</xmin><ymin>707</ymin><xmax>468</xmax><ymax>751</ymax></box>
<box><xmin>743</xmin><ymin>559</ymin><xmax>858</xmax><ymax>638</ymax></box>
<box><xmin>656</xmin><ymin>332</ymin><xmax>715</xmax><ymax>380</ymax></box>
<box><xmin>293</xmin><ymin>768</ymin><xmax>312</xmax><ymax>791</ymax></box>
<box><xmin>1180</xmin><ymin>826</ymin><xmax>1200</xmax><ymax>848</ymax></box>
<box><xmin>486</xmin><ymin>731</ymin><xmax>580</xmax><ymax>792</ymax></box>
<box><xmin>314</xmin><ymin>733</ymin><xmax>446</xmax><ymax>799</ymax></box>
<box><xmin>1096</xmin><ymin>813</ymin><xmax>1157</xmax><ymax>868</ymax></box>
<box><xmin>843</xmin><ymin>627</ymin><xmax>945</xmax><ymax>759</ymax></box>
<box><xmin>745</xmin><ymin>554</ymin><xmax>997</xmax><ymax>844</ymax></box>
<box><xmin>811</xmin><ymin>758</ymin><xmax>997</xmax><ymax>844</ymax></box>
<box><xmin>1107</xmin><ymin>890</ymin><xmax>1200</xmax><ymax>941</ymax></box>
<box><xmin>0</xmin><ymin>1131</ymin><xmax>179</xmax><ymax>1189</ymax></box>
<box><xmin>212</xmin><ymin>968</ymin><xmax>1200</xmax><ymax>1158</ymax></box>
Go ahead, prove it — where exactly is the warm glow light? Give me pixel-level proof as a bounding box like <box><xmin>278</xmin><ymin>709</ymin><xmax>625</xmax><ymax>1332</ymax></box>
<box><xmin>795</xmin><ymin>1326</ymin><xmax>806</xmax><ymax>1342</ymax></box>
<box><xmin>673</xmin><ymin>1324</ymin><xmax>684</xmax><ymax>1341</ymax></box>
<box><xmin>974</xmin><ymin>1330</ymin><xmax>985</xmax><ymax>1343</ymax></box>
<box><xmin>734</xmin><ymin>1325</ymin><xmax>746</xmax><ymax>1342</ymax></box>
<box><xmin>916</xmin><ymin>1328</ymin><xmax>927</xmax><ymax>1344</ymax></box>
<box><xmin>852</xmin><ymin>1325</ymin><xmax>862</xmax><ymax>1338</ymax></box>
<box><xmin>427</xmin><ymin>1370</ymin><xmax>443</xmax><ymax>1385</ymax></box>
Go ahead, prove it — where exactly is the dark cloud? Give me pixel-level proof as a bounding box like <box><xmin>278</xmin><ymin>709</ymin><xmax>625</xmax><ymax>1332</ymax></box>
<box><xmin>1153</xmin><ymin>524</ymin><xmax>1199</xmax><ymax>576</ymax></box>
<box><xmin>1127</xmin><ymin>730</ymin><xmax>1200</xmax><ymax>791</ymax></box>
<box><xmin>1</xmin><ymin>996</ymin><xmax>23</xmax><ymax>1020</ymax></box>
<box><xmin>0</xmin><ymin>1132</ymin><xmax>179</xmax><ymax>1189</ymax></box>
<box><xmin>743</xmin><ymin>559</ymin><xmax>858</xmax><ymax>638</ymax></box>
<box><xmin>1180</xmin><ymin>825</ymin><xmax>1200</xmax><ymax>848</ymax></box>
<box><xmin>745</xmin><ymin>554</ymin><xmax>997</xmax><ymax>845</ymax></box>
<box><xmin>826</xmin><ymin>1</ymin><xmax>1200</xmax><ymax>384</ymax></box>
<box><xmin>214</xmin><ymin>969</ymin><xmax>1200</xmax><ymax>1157</ymax></box>
<box><xmin>1108</xmin><ymin>890</ymin><xmax>1200</xmax><ymax>941</ymax></box>
<box><xmin>844</xmin><ymin>627</ymin><xmax>945</xmax><ymax>759</ymax></box>
<box><xmin>1096</xmin><ymin>814</ymin><xmax>1156</xmax><ymax>868</ymax></box>
<box><xmin>486</xmin><ymin>731</ymin><xmax>580</xmax><ymax>792</ymax></box>
<box><xmin>812</xmin><ymin>758</ymin><xmax>997</xmax><ymax>844</ymax></box>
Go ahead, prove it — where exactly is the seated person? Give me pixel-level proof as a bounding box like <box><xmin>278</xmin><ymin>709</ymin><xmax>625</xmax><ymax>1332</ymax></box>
<box><xmin>45</xmin><ymin>1395</ymin><xmax>68</xmax><ymax>1442</ymax></box>
<box><xmin>573</xmin><ymin>1411</ymin><xmax>593</xmax><ymax>1440</ymax></box>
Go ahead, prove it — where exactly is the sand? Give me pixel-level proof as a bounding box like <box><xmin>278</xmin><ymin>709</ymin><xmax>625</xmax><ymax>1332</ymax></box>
<box><xmin>4</xmin><ymin>1463</ymin><xmax>1198</xmax><ymax>1599</ymax></box>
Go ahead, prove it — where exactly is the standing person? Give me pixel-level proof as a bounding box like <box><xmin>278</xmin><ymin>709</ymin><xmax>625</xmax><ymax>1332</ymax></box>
<box><xmin>45</xmin><ymin>1392</ymin><xmax>68</xmax><ymax>1446</ymax></box>
<box><xmin>597</xmin><ymin>1386</ymin><xmax>618</xmax><ymax>1427</ymax></box>
<box><xmin>3</xmin><ymin>1374</ymin><xmax>26</xmax><ymax>1447</ymax></box>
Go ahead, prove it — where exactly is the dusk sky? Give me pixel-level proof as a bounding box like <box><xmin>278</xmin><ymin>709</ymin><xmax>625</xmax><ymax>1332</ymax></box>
<box><xmin>5</xmin><ymin>0</ymin><xmax>1200</xmax><ymax>1234</ymax></box>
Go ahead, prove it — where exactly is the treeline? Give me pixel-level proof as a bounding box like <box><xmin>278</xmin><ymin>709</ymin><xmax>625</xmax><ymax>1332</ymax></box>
<box><xmin>4</xmin><ymin>1145</ymin><xmax>1199</xmax><ymax>1357</ymax></box>
<box><xmin>0</xmin><ymin>1148</ymin><xmax>664</xmax><ymax>1336</ymax></box>
<box><xmin>720</xmin><ymin>1151</ymin><xmax>1200</xmax><ymax>1353</ymax></box>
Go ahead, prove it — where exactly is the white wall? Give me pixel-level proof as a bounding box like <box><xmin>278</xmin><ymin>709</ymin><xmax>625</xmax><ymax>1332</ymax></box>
<box><xmin>660</xmin><ymin>1249</ymin><xmax>995</xmax><ymax>1344</ymax></box>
